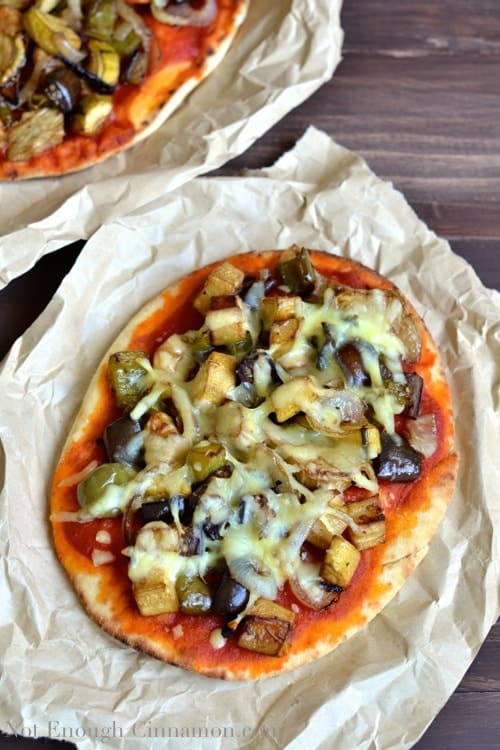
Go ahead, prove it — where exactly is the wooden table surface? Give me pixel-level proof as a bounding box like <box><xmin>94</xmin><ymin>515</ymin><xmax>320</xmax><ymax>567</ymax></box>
<box><xmin>0</xmin><ymin>1</ymin><xmax>499</xmax><ymax>748</ymax></box>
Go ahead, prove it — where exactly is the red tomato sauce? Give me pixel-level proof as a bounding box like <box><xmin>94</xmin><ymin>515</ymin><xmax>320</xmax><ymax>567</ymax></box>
<box><xmin>51</xmin><ymin>251</ymin><xmax>456</xmax><ymax>676</ymax></box>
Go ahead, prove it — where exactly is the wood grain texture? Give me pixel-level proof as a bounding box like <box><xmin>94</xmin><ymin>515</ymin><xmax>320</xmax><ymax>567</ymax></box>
<box><xmin>0</xmin><ymin>0</ymin><xmax>499</xmax><ymax>748</ymax></box>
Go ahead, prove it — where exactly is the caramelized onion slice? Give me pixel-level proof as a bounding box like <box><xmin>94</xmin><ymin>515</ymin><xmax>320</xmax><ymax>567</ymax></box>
<box><xmin>151</xmin><ymin>0</ymin><xmax>217</xmax><ymax>27</ymax></box>
<box><xmin>290</xmin><ymin>561</ymin><xmax>340</xmax><ymax>610</ymax></box>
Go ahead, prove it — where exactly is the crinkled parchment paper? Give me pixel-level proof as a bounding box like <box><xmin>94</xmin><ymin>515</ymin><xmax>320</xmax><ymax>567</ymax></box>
<box><xmin>0</xmin><ymin>0</ymin><xmax>343</xmax><ymax>289</ymax></box>
<box><xmin>0</xmin><ymin>128</ymin><xmax>498</xmax><ymax>750</ymax></box>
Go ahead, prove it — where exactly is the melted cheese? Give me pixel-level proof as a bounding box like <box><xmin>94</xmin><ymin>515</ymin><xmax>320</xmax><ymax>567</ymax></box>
<box><xmin>99</xmin><ymin>261</ymin><xmax>421</xmax><ymax>603</ymax></box>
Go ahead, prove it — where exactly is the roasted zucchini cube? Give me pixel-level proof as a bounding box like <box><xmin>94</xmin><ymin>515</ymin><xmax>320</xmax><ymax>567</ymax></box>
<box><xmin>237</xmin><ymin>598</ymin><xmax>295</xmax><ymax>656</ymax></box>
<box><xmin>132</xmin><ymin>570</ymin><xmax>178</xmax><ymax>616</ymax></box>
<box><xmin>205</xmin><ymin>300</ymin><xmax>249</xmax><ymax>346</ymax></box>
<box><xmin>261</xmin><ymin>296</ymin><xmax>301</xmax><ymax>326</ymax></box>
<box><xmin>307</xmin><ymin>513</ymin><xmax>348</xmax><ymax>550</ymax></box>
<box><xmin>345</xmin><ymin>495</ymin><xmax>384</xmax><ymax>525</ymax></box>
<box><xmin>270</xmin><ymin>375</ymin><xmax>315</xmax><ymax>422</ymax></box>
<box><xmin>193</xmin><ymin>351</ymin><xmax>236</xmax><ymax>405</ymax></box>
<box><xmin>349</xmin><ymin>520</ymin><xmax>387</xmax><ymax>551</ymax></box>
<box><xmin>321</xmin><ymin>535</ymin><xmax>361</xmax><ymax>588</ymax></box>
<box><xmin>269</xmin><ymin>318</ymin><xmax>300</xmax><ymax>357</ymax></box>
<box><xmin>194</xmin><ymin>263</ymin><xmax>245</xmax><ymax>314</ymax></box>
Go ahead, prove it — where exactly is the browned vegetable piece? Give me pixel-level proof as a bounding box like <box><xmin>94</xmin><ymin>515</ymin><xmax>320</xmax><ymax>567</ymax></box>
<box><xmin>205</xmin><ymin>298</ymin><xmax>249</xmax><ymax>346</ymax></box>
<box><xmin>269</xmin><ymin>317</ymin><xmax>300</xmax><ymax>357</ymax></box>
<box><xmin>405</xmin><ymin>372</ymin><xmax>423</xmax><ymax>418</ymax></box>
<box><xmin>192</xmin><ymin>351</ymin><xmax>236</xmax><ymax>405</ymax></box>
<box><xmin>349</xmin><ymin>520</ymin><xmax>386</xmax><ymax>551</ymax></box>
<box><xmin>7</xmin><ymin>107</ymin><xmax>64</xmax><ymax>161</ymax></box>
<box><xmin>133</xmin><ymin>570</ymin><xmax>179</xmax><ymax>616</ymax></box>
<box><xmin>44</xmin><ymin>67</ymin><xmax>81</xmax><ymax>113</ymax></box>
<box><xmin>374</xmin><ymin>432</ymin><xmax>422</xmax><ymax>482</ymax></box>
<box><xmin>393</xmin><ymin>306</ymin><xmax>422</xmax><ymax>363</ymax></box>
<box><xmin>124</xmin><ymin>48</ymin><xmax>148</xmax><ymax>85</ymax></box>
<box><xmin>336</xmin><ymin>341</ymin><xmax>370</xmax><ymax>387</ymax></box>
<box><xmin>0</xmin><ymin>32</ymin><xmax>25</xmax><ymax>86</ymax></box>
<box><xmin>237</xmin><ymin>598</ymin><xmax>295</xmax><ymax>656</ymax></box>
<box><xmin>87</xmin><ymin>39</ymin><xmax>120</xmax><ymax>87</ymax></box>
<box><xmin>261</xmin><ymin>295</ymin><xmax>301</xmax><ymax>326</ymax></box>
<box><xmin>345</xmin><ymin>495</ymin><xmax>384</xmax><ymax>524</ymax></box>
<box><xmin>24</xmin><ymin>8</ymin><xmax>81</xmax><ymax>57</ymax></box>
<box><xmin>0</xmin><ymin>6</ymin><xmax>23</xmax><ymax>36</ymax></box>
<box><xmin>194</xmin><ymin>262</ymin><xmax>245</xmax><ymax>314</ymax></box>
<box><xmin>345</xmin><ymin>495</ymin><xmax>387</xmax><ymax>551</ymax></box>
<box><xmin>307</xmin><ymin>511</ymin><xmax>348</xmax><ymax>550</ymax></box>
<box><xmin>72</xmin><ymin>93</ymin><xmax>113</xmax><ymax>134</ymax></box>
<box><xmin>320</xmin><ymin>535</ymin><xmax>361</xmax><ymax>588</ymax></box>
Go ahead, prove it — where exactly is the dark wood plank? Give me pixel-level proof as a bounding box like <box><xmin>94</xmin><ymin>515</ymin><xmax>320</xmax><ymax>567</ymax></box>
<box><xmin>458</xmin><ymin>621</ymin><xmax>500</xmax><ymax>692</ymax></box>
<box><xmin>413</xmin><ymin>692</ymin><xmax>500</xmax><ymax>750</ymax></box>
<box><xmin>342</xmin><ymin>0</ymin><xmax>500</xmax><ymax>55</ymax></box>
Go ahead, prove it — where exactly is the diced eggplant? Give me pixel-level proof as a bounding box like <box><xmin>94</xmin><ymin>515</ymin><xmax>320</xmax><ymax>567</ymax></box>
<box><xmin>321</xmin><ymin>535</ymin><xmax>361</xmax><ymax>588</ymax></box>
<box><xmin>374</xmin><ymin>432</ymin><xmax>422</xmax><ymax>482</ymax></box>
<box><xmin>194</xmin><ymin>262</ymin><xmax>245</xmax><ymax>314</ymax></box>
<box><xmin>192</xmin><ymin>351</ymin><xmax>236</xmax><ymax>405</ymax></box>
<box><xmin>202</xmin><ymin>520</ymin><xmax>222</xmax><ymax>540</ymax></box>
<box><xmin>260</xmin><ymin>295</ymin><xmax>301</xmax><ymax>326</ymax></box>
<box><xmin>58</xmin><ymin>56</ymin><xmax>115</xmax><ymax>95</ymax></box>
<box><xmin>140</xmin><ymin>498</ymin><xmax>173</xmax><ymax>524</ymax></box>
<box><xmin>345</xmin><ymin>495</ymin><xmax>384</xmax><ymax>524</ymax></box>
<box><xmin>405</xmin><ymin>372</ymin><xmax>423</xmax><ymax>419</ymax></box>
<box><xmin>307</xmin><ymin>513</ymin><xmax>348</xmax><ymax>550</ymax></box>
<box><xmin>43</xmin><ymin>67</ymin><xmax>82</xmax><ymax>114</ymax></box>
<box><xmin>212</xmin><ymin>570</ymin><xmax>249</xmax><ymax>616</ymax></box>
<box><xmin>205</xmin><ymin>299</ymin><xmax>249</xmax><ymax>347</ymax></box>
<box><xmin>237</xmin><ymin>598</ymin><xmax>295</xmax><ymax>656</ymax></box>
<box><xmin>349</xmin><ymin>520</ymin><xmax>386</xmax><ymax>551</ymax></box>
<box><xmin>133</xmin><ymin>570</ymin><xmax>178</xmax><ymax>615</ymax></box>
<box><xmin>103</xmin><ymin>416</ymin><xmax>143</xmax><ymax>468</ymax></box>
<box><xmin>336</xmin><ymin>341</ymin><xmax>370</xmax><ymax>387</ymax></box>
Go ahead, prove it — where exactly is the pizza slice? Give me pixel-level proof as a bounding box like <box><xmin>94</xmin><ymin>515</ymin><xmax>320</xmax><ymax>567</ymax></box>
<box><xmin>0</xmin><ymin>0</ymin><xmax>248</xmax><ymax>178</ymax></box>
<box><xmin>50</xmin><ymin>247</ymin><xmax>458</xmax><ymax>679</ymax></box>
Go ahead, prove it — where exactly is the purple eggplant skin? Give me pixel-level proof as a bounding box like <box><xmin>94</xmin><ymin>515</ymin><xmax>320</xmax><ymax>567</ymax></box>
<box><xmin>336</xmin><ymin>342</ymin><xmax>370</xmax><ymax>387</ymax></box>
<box><xmin>405</xmin><ymin>372</ymin><xmax>424</xmax><ymax>418</ymax></box>
<box><xmin>140</xmin><ymin>498</ymin><xmax>173</xmax><ymax>524</ymax></box>
<box><xmin>212</xmin><ymin>571</ymin><xmax>249</xmax><ymax>616</ymax></box>
<box><xmin>374</xmin><ymin>432</ymin><xmax>422</xmax><ymax>482</ymax></box>
<box><xmin>103</xmin><ymin>416</ymin><xmax>143</xmax><ymax>468</ymax></box>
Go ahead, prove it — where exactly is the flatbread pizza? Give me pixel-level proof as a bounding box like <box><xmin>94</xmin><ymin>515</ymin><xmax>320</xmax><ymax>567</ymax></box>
<box><xmin>50</xmin><ymin>247</ymin><xmax>458</xmax><ymax>679</ymax></box>
<box><xmin>0</xmin><ymin>0</ymin><xmax>248</xmax><ymax>179</ymax></box>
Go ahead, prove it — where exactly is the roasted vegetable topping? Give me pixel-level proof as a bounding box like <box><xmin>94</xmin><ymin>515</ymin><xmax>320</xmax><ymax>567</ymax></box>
<box><xmin>108</xmin><ymin>350</ymin><xmax>153</xmax><ymax>411</ymax></box>
<box><xmin>7</xmin><ymin>107</ymin><xmax>64</xmax><ymax>160</ymax></box>
<box><xmin>76</xmin><ymin>248</ymin><xmax>428</xmax><ymax>656</ymax></box>
<box><xmin>0</xmin><ymin>0</ymin><xmax>216</xmax><ymax>160</ymax></box>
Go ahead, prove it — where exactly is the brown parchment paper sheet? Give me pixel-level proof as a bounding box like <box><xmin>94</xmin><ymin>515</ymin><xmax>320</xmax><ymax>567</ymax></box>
<box><xmin>0</xmin><ymin>128</ymin><xmax>498</xmax><ymax>750</ymax></box>
<box><xmin>0</xmin><ymin>0</ymin><xmax>343</xmax><ymax>289</ymax></box>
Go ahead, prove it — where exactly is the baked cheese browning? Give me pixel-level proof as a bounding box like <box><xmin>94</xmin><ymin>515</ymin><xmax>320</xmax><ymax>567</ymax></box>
<box><xmin>68</xmin><ymin>246</ymin><xmax>443</xmax><ymax>657</ymax></box>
